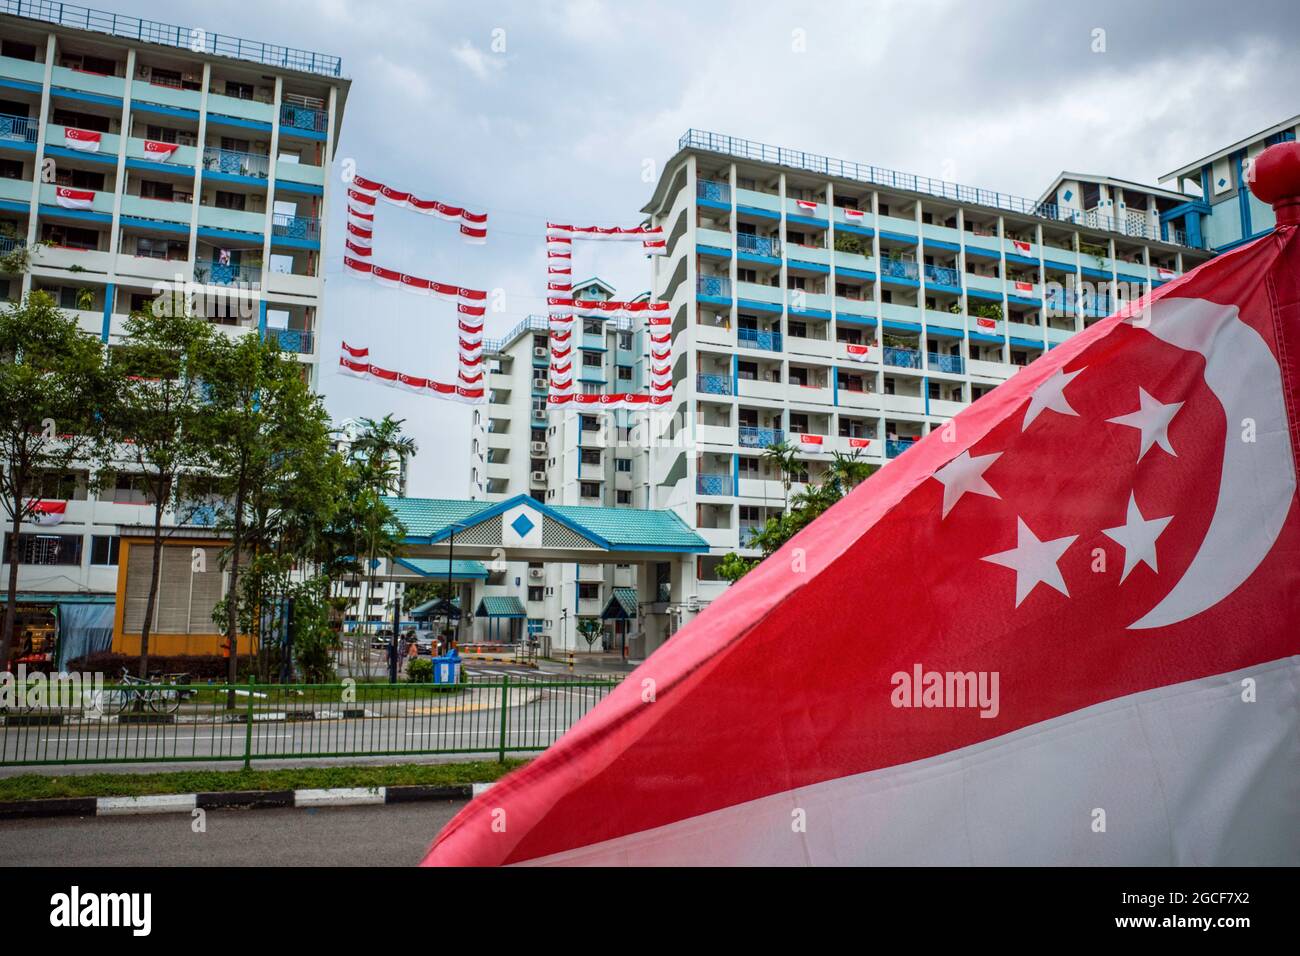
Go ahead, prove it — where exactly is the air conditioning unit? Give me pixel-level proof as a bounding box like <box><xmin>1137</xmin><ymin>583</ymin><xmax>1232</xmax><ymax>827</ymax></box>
<box><xmin>530</xmin><ymin>441</ymin><xmax>546</xmax><ymax>454</ymax></box>
<box><xmin>534</xmin><ymin>347</ymin><xmax>548</xmax><ymax>358</ymax></box>
<box><xmin>533</xmin><ymin>378</ymin><xmax>547</xmax><ymax>390</ymax></box>
<box><xmin>529</xmin><ymin>568</ymin><xmax>544</xmax><ymax>580</ymax></box>
<box><xmin>531</xmin><ymin>471</ymin><xmax>547</xmax><ymax>483</ymax></box>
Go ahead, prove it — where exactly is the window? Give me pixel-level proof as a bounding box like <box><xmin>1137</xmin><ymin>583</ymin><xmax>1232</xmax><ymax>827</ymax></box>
<box><xmin>1</xmin><ymin>40</ymin><xmax>37</xmax><ymax>61</ymax></box>
<box><xmin>149</xmin><ymin>67</ymin><xmax>183</xmax><ymax>88</ymax></box>
<box><xmin>0</xmin><ymin>158</ymin><xmax>22</xmax><ymax>180</ymax></box>
<box><xmin>615</xmin><ymin>458</ymin><xmax>631</xmax><ymax>473</ymax></box>
<box><xmin>52</xmin><ymin>109</ymin><xmax>111</xmax><ymax>133</ymax></box>
<box><xmin>107</xmin><ymin>474</ymin><xmax>155</xmax><ymax>505</ymax></box>
<box><xmin>224</xmin><ymin>81</ymin><xmax>254</xmax><ymax>100</ymax></box>
<box><xmin>737</xmin><ymin>361</ymin><xmax>757</xmax><ymax>381</ymax></box>
<box><xmin>139</xmin><ymin>179</ymin><xmax>175</xmax><ymax>201</ymax></box>
<box><xmin>5</xmin><ymin>533</ymin><xmax>83</xmax><ymax>566</ymax></box>
<box><xmin>738</xmin><ymin>457</ymin><xmax>758</xmax><ymax>476</ymax></box>
<box><xmin>737</xmin><ymin>268</ymin><xmax>757</xmax><ymax>283</ymax></box>
<box><xmin>788</xmin><ymin>413</ymin><xmax>809</xmax><ymax>434</ymax></box>
<box><xmin>90</xmin><ymin>535</ymin><xmax>120</xmax><ymax>566</ymax></box>
<box><xmin>578</xmin><ymin>583</ymin><xmax>600</xmax><ymax>601</ymax></box>
<box><xmin>41</xmin><ymin>224</ymin><xmax>100</xmax><ymax>250</ymax></box>
<box><xmin>220</xmin><ymin>136</ymin><xmax>251</xmax><ymax>153</ymax></box>
<box><xmin>528</xmin><ymin>586</ymin><xmax>544</xmax><ymax>603</ymax></box>
<box><xmin>618</xmin><ymin>332</ymin><xmax>633</xmax><ymax>350</ymax></box>
<box><xmin>616</xmin><ymin>490</ymin><xmax>631</xmax><ymax>505</ymax></box>
<box><xmin>137</xmin><ymin>236</ymin><xmax>186</xmax><ymax>260</ymax></box>
<box><xmin>788</xmin><ymin>320</ymin><xmax>807</xmax><ymax>338</ymax></box>
<box><xmin>580</xmin><ymin>482</ymin><xmax>600</xmax><ymax>498</ymax></box>
<box><xmin>214</xmin><ymin>191</ymin><xmax>247</xmax><ymax>211</ymax></box>
<box><xmin>122</xmin><ymin>543</ymin><xmax>226</xmax><ymax>635</ymax></box>
<box><xmin>53</xmin><ymin>168</ymin><xmax>105</xmax><ymax>190</ymax></box>
<box><xmin>581</xmin><ymin>448</ymin><xmax>601</xmax><ymax>465</ymax></box>
<box><xmin>617</xmin><ymin>365</ymin><xmax>632</xmax><ymax>381</ymax></box>
<box><xmin>582</xmin><ymin>352</ymin><xmax>601</xmax><ymax>368</ymax></box>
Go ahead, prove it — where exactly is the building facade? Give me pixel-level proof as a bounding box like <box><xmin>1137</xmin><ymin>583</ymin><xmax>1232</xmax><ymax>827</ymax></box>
<box><xmin>0</xmin><ymin>6</ymin><xmax>347</xmax><ymax>660</ymax></box>
<box><xmin>638</xmin><ymin>129</ymin><xmax>1216</xmax><ymax>602</ymax></box>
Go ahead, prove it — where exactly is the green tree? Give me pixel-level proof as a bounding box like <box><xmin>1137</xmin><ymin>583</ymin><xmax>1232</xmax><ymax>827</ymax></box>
<box><xmin>577</xmin><ymin>617</ymin><xmax>603</xmax><ymax>651</ymax></box>
<box><xmin>0</xmin><ymin>292</ymin><xmax>106</xmax><ymax>665</ymax></box>
<box><xmin>101</xmin><ymin>308</ymin><xmax>216</xmax><ymax>677</ymax></box>
<box><xmin>761</xmin><ymin>440</ymin><xmax>798</xmax><ymax>511</ymax></box>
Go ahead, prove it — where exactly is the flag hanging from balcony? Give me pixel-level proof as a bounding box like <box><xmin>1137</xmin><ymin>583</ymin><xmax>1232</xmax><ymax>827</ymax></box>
<box><xmin>976</xmin><ymin>316</ymin><xmax>997</xmax><ymax>329</ymax></box>
<box><xmin>54</xmin><ymin>187</ymin><xmax>94</xmax><ymax>210</ymax></box>
<box><xmin>142</xmin><ymin>139</ymin><xmax>179</xmax><ymax>162</ymax></box>
<box><xmin>63</xmin><ymin>128</ymin><xmax>101</xmax><ymax>152</ymax></box>
<box><xmin>26</xmin><ymin>501</ymin><xmax>66</xmax><ymax>526</ymax></box>
<box><xmin>423</xmin><ymin>142</ymin><xmax>1300</xmax><ymax>867</ymax></box>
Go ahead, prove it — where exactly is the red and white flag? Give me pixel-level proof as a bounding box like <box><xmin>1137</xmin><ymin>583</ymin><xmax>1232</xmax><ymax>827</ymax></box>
<box><xmin>843</xmin><ymin>207</ymin><xmax>866</xmax><ymax>220</ymax></box>
<box><xmin>1157</xmin><ymin>267</ymin><xmax>1177</xmax><ymax>280</ymax></box>
<box><xmin>848</xmin><ymin>437</ymin><xmax>871</xmax><ymax>449</ymax></box>
<box><xmin>27</xmin><ymin>500</ymin><xmax>67</xmax><ymax>526</ymax></box>
<box><xmin>63</xmin><ymin>128</ymin><xmax>101</xmax><ymax>152</ymax></box>
<box><xmin>55</xmin><ymin>187</ymin><xmax>94</xmax><ymax>210</ymax></box>
<box><xmin>1011</xmin><ymin>239</ymin><xmax>1032</xmax><ymax>256</ymax></box>
<box><xmin>844</xmin><ymin>343</ymin><xmax>874</xmax><ymax>362</ymax></box>
<box><xmin>976</xmin><ymin>316</ymin><xmax>997</xmax><ymax>329</ymax></box>
<box><xmin>795</xmin><ymin>199</ymin><xmax>818</xmax><ymax>212</ymax></box>
<box><xmin>1014</xmin><ymin>280</ymin><xmax>1035</xmax><ymax>293</ymax></box>
<box><xmin>797</xmin><ymin>433</ymin><xmax>824</xmax><ymax>447</ymax></box>
<box><xmin>423</xmin><ymin>142</ymin><xmax>1300</xmax><ymax>867</ymax></box>
<box><xmin>142</xmin><ymin>139</ymin><xmax>179</xmax><ymax>162</ymax></box>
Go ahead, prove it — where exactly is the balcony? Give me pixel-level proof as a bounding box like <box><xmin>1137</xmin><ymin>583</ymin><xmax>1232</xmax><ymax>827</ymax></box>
<box><xmin>880</xmin><ymin>258</ymin><xmax>920</xmax><ymax>282</ymax></box>
<box><xmin>697</xmin><ymin>373</ymin><xmax>732</xmax><ymax>396</ymax></box>
<box><xmin>0</xmin><ymin>113</ymin><xmax>38</xmax><ymax>145</ymax></box>
<box><xmin>736</xmin><ymin>232</ymin><xmax>780</xmax><ymax>258</ymax></box>
<box><xmin>272</xmin><ymin>213</ymin><xmax>321</xmax><ymax>243</ymax></box>
<box><xmin>196</xmin><ymin>261</ymin><xmax>262</xmax><ymax>286</ymax></box>
<box><xmin>267</xmin><ymin>328</ymin><xmax>315</xmax><ymax>355</ymax></box>
<box><xmin>883</xmin><ymin>346</ymin><xmax>921</xmax><ymax>369</ymax></box>
<box><xmin>203</xmin><ymin>147</ymin><xmax>269</xmax><ymax>180</ymax></box>
<box><xmin>923</xmin><ymin>263</ymin><xmax>961</xmax><ymax>287</ymax></box>
<box><xmin>697</xmin><ymin>275</ymin><xmax>731</xmax><ymax>298</ymax></box>
<box><xmin>927</xmin><ymin>353</ymin><xmax>965</xmax><ymax>374</ymax></box>
<box><xmin>886</xmin><ymin>438</ymin><xmax>918</xmax><ymax>458</ymax></box>
<box><xmin>738</xmin><ymin>328</ymin><xmax>782</xmax><ymax>352</ymax></box>
<box><xmin>696</xmin><ymin>474</ymin><xmax>734</xmax><ymax>496</ymax></box>
<box><xmin>739</xmin><ymin>426</ymin><xmax>784</xmax><ymax>449</ymax></box>
<box><xmin>697</xmin><ymin>180</ymin><xmax>730</xmax><ymax>203</ymax></box>
<box><xmin>280</xmin><ymin>103</ymin><xmax>328</xmax><ymax>134</ymax></box>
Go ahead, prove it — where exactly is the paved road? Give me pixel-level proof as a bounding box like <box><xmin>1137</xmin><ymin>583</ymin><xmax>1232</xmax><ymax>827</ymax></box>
<box><xmin>0</xmin><ymin>801</ymin><xmax>468</xmax><ymax>866</ymax></box>
<box><xmin>1</xmin><ymin>683</ymin><xmax>608</xmax><ymax>765</ymax></box>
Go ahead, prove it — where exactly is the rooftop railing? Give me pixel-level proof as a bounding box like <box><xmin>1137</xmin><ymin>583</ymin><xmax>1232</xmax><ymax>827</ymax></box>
<box><xmin>679</xmin><ymin>129</ymin><xmax>1202</xmax><ymax>249</ymax></box>
<box><xmin>1</xmin><ymin>0</ymin><xmax>343</xmax><ymax>77</ymax></box>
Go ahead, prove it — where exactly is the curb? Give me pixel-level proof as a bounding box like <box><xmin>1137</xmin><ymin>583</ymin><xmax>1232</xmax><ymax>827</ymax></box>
<box><xmin>0</xmin><ymin>781</ymin><xmax>495</xmax><ymax>821</ymax></box>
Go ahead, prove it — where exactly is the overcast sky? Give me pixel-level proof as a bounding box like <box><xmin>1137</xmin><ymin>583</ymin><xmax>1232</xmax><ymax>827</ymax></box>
<box><xmin>101</xmin><ymin>0</ymin><xmax>1300</xmax><ymax>496</ymax></box>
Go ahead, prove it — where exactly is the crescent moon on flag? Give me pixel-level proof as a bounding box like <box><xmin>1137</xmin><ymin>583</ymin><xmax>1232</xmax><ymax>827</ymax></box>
<box><xmin>1128</xmin><ymin>298</ymin><xmax>1297</xmax><ymax>629</ymax></box>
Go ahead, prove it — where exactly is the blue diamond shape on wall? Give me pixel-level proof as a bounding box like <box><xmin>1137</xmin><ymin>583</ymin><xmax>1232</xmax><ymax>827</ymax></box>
<box><xmin>1062</xmin><ymin>189</ymin><xmax>1073</xmax><ymax>202</ymax></box>
<box><xmin>1217</xmin><ymin>177</ymin><xmax>1227</xmax><ymax>187</ymax></box>
<box><xmin>511</xmin><ymin>513</ymin><xmax>536</xmax><ymax>538</ymax></box>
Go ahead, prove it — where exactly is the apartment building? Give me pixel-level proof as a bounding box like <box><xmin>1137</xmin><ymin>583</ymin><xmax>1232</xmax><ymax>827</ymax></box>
<box><xmin>1160</xmin><ymin>113</ymin><xmax>1299</xmax><ymax>252</ymax></box>
<box><xmin>467</xmin><ymin>277</ymin><xmax>658</xmax><ymax>650</ymax></box>
<box><xmin>0</xmin><ymin>4</ymin><xmax>347</xmax><ymax>381</ymax></box>
<box><xmin>639</xmin><ymin>129</ymin><xmax>1216</xmax><ymax>602</ymax></box>
<box><xmin>0</xmin><ymin>5</ymin><xmax>347</xmax><ymax>659</ymax></box>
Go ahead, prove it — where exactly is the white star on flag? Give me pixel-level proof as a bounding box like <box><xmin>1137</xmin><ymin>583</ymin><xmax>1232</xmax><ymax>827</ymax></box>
<box><xmin>932</xmin><ymin>450</ymin><xmax>1002</xmax><ymax>518</ymax></box>
<box><xmin>1105</xmin><ymin>387</ymin><xmax>1183</xmax><ymax>461</ymax></box>
<box><xmin>982</xmin><ymin>517</ymin><xmax>1078</xmax><ymax>607</ymax></box>
<box><xmin>1101</xmin><ymin>492</ymin><xmax>1174</xmax><ymax>582</ymax></box>
<box><xmin>1022</xmin><ymin>367</ymin><xmax>1085</xmax><ymax>431</ymax></box>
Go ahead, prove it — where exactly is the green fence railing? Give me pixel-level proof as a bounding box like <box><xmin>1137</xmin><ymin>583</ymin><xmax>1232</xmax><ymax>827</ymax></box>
<box><xmin>0</xmin><ymin>675</ymin><xmax>621</xmax><ymax>768</ymax></box>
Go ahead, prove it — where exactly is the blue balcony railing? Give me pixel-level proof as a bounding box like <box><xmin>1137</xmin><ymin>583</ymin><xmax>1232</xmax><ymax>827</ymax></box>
<box><xmin>697</xmin><ymin>179</ymin><xmax>730</xmax><ymax>203</ymax></box>
<box><xmin>738</xmin><ymin>328</ymin><xmax>782</xmax><ymax>352</ymax></box>
<box><xmin>203</xmin><ymin>147</ymin><xmax>269</xmax><ymax>179</ymax></box>
<box><xmin>927</xmin><ymin>352</ymin><xmax>964</xmax><ymax>374</ymax></box>
<box><xmin>886</xmin><ymin>438</ymin><xmax>917</xmax><ymax>458</ymax></box>
<box><xmin>0</xmin><ymin>112</ymin><xmax>38</xmax><ymax>144</ymax></box>
<box><xmin>883</xmin><ymin>346</ymin><xmax>921</xmax><ymax>368</ymax></box>
<box><xmin>739</xmin><ymin>426</ymin><xmax>784</xmax><ymax>448</ymax></box>
<box><xmin>697</xmin><ymin>373</ymin><xmax>732</xmax><ymax>396</ymax></box>
<box><xmin>267</xmin><ymin>328</ymin><xmax>315</xmax><ymax>354</ymax></box>
<box><xmin>0</xmin><ymin>235</ymin><xmax>26</xmax><ymax>255</ymax></box>
<box><xmin>697</xmin><ymin>275</ymin><xmax>731</xmax><ymax>297</ymax></box>
<box><xmin>923</xmin><ymin>263</ymin><xmax>961</xmax><ymax>287</ymax></box>
<box><xmin>0</xmin><ymin>0</ymin><xmax>342</xmax><ymax>76</ymax></box>
<box><xmin>880</xmin><ymin>258</ymin><xmax>920</xmax><ymax>281</ymax></box>
<box><xmin>272</xmin><ymin>213</ymin><xmax>321</xmax><ymax>243</ymax></box>
<box><xmin>677</xmin><ymin>130</ymin><xmax>1204</xmax><ymax>249</ymax></box>
<box><xmin>280</xmin><ymin>103</ymin><xmax>328</xmax><ymax>133</ymax></box>
<box><xmin>198</xmin><ymin>261</ymin><xmax>261</xmax><ymax>286</ymax></box>
<box><xmin>736</xmin><ymin>232</ymin><xmax>780</xmax><ymax>257</ymax></box>
<box><xmin>696</xmin><ymin>474</ymin><xmax>733</xmax><ymax>496</ymax></box>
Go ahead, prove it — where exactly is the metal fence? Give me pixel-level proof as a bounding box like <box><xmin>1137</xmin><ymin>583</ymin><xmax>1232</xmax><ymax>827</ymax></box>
<box><xmin>0</xmin><ymin>675</ymin><xmax>620</xmax><ymax>767</ymax></box>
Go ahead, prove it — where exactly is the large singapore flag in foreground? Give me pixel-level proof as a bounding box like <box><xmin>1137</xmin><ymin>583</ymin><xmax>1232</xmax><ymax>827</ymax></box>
<box><xmin>425</xmin><ymin>144</ymin><xmax>1300</xmax><ymax>867</ymax></box>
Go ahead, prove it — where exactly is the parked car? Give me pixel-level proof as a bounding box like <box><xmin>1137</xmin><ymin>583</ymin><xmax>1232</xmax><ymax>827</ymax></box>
<box><xmin>413</xmin><ymin>630</ymin><xmax>438</xmax><ymax>655</ymax></box>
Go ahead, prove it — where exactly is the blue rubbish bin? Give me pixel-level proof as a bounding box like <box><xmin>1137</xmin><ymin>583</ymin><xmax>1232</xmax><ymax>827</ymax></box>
<box><xmin>432</xmin><ymin>654</ymin><xmax>461</xmax><ymax>685</ymax></box>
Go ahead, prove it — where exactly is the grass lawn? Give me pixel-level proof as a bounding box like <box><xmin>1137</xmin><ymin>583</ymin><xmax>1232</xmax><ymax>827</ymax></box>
<box><xmin>0</xmin><ymin>759</ymin><xmax>528</xmax><ymax>802</ymax></box>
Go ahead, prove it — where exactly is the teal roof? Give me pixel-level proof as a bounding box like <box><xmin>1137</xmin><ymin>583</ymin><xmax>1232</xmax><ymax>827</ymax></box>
<box><xmin>394</xmin><ymin>558</ymin><xmax>488</xmax><ymax>580</ymax></box>
<box><xmin>383</xmin><ymin>495</ymin><xmax>707</xmax><ymax>552</ymax></box>
<box><xmin>602</xmin><ymin>586</ymin><xmax>638</xmax><ymax>620</ymax></box>
<box><xmin>476</xmin><ymin>596</ymin><xmax>526</xmax><ymax>618</ymax></box>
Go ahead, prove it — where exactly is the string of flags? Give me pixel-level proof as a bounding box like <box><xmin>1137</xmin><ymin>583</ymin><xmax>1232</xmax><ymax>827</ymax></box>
<box><xmin>544</xmin><ymin>222</ymin><xmax>674</xmax><ymax>410</ymax></box>
<box><xmin>348</xmin><ymin>174</ymin><xmax>487</xmax><ymax>244</ymax></box>
<box><xmin>337</xmin><ymin>343</ymin><xmax>486</xmax><ymax>404</ymax></box>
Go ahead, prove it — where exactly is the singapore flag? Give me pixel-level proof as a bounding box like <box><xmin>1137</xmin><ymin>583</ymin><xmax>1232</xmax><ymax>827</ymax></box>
<box><xmin>423</xmin><ymin>142</ymin><xmax>1300</xmax><ymax>867</ymax></box>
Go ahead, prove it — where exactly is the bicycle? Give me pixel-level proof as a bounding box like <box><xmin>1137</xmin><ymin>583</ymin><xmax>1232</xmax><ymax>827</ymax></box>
<box><xmin>101</xmin><ymin>668</ymin><xmax>185</xmax><ymax>716</ymax></box>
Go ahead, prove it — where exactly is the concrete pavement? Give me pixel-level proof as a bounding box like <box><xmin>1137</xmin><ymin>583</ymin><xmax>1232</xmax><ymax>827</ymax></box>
<box><xmin>0</xmin><ymin>800</ymin><xmax>467</xmax><ymax>866</ymax></box>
